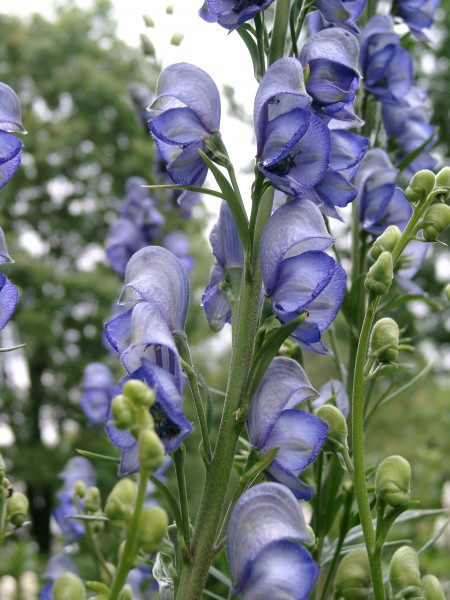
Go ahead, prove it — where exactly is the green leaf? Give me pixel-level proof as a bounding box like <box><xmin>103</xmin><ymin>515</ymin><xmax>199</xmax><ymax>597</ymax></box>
<box><xmin>149</xmin><ymin>474</ymin><xmax>183</xmax><ymax>531</ymax></box>
<box><xmin>68</xmin><ymin>514</ymin><xmax>109</xmax><ymax>522</ymax></box>
<box><xmin>236</xmin><ymin>25</ymin><xmax>261</xmax><ymax>81</ymax></box>
<box><xmin>397</xmin><ymin>129</ymin><xmax>438</xmax><ymax>174</ymax></box>
<box><xmin>239</xmin><ymin>447</ymin><xmax>279</xmax><ymax>485</ymax></box>
<box><xmin>143</xmin><ymin>183</ymin><xmax>224</xmax><ymax>199</ymax></box>
<box><xmin>76</xmin><ymin>449</ymin><xmax>120</xmax><ymax>464</ymax></box>
<box><xmin>0</xmin><ymin>343</ymin><xmax>26</xmax><ymax>353</ymax></box>
<box><xmin>208</xmin><ymin>565</ymin><xmax>231</xmax><ymax>589</ymax></box>
<box><xmin>199</xmin><ymin>150</ymin><xmax>249</xmax><ymax>252</ymax></box>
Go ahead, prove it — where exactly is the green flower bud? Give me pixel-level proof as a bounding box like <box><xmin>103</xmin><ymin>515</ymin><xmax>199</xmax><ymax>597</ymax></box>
<box><xmin>421</xmin><ymin>203</ymin><xmax>450</xmax><ymax>241</ymax></box>
<box><xmin>100</xmin><ymin>562</ymin><xmax>116</xmax><ymax>583</ymax></box>
<box><xmin>6</xmin><ymin>492</ymin><xmax>29</xmax><ymax>527</ymax></box>
<box><xmin>445</xmin><ymin>284</ymin><xmax>450</xmax><ymax>302</ymax></box>
<box><xmin>137</xmin><ymin>505</ymin><xmax>169</xmax><ymax>553</ymax></box>
<box><xmin>365</xmin><ymin>251</ymin><xmax>393</xmax><ymax>296</ymax></box>
<box><xmin>166</xmin><ymin>5</ymin><xmax>174</xmax><ymax>14</ymax></box>
<box><xmin>122</xmin><ymin>379</ymin><xmax>155</xmax><ymax>408</ymax></box>
<box><xmin>335</xmin><ymin>549</ymin><xmax>371</xmax><ymax>600</ymax></box>
<box><xmin>139</xmin><ymin>429</ymin><xmax>166</xmax><ymax>473</ymax></box>
<box><xmin>389</xmin><ymin>546</ymin><xmax>421</xmax><ymax>599</ymax></box>
<box><xmin>122</xmin><ymin>584</ymin><xmax>134</xmax><ymax>600</ymax></box>
<box><xmin>140</xmin><ymin>34</ymin><xmax>155</xmax><ymax>57</ymax></box>
<box><xmin>434</xmin><ymin>167</ymin><xmax>450</xmax><ymax>201</ymax></box>
<box><xmin>0</xmin><ymin>452</ymin><xmax>5</xmax><ymax>479</ymax></box>
<box><xmin>370</xmin><ymin>226</ymin><xmax>402</xmax><ymax>260</ymax></box>
<box><xmin>375</xmin><ymin>455</ymin><xmax>411</xmax><ymax>507</ymax></box>
<box><xmin>111</xmin><ymin>393</ymin><xmax>135</xmax><ymax>430</ymax></box>
<box><xmin>405</xmin><ymin>170</ymin><xmax>436</xmax><ymax>203</ymax></box>
<box><xmin>315</xmin><ymin>405</ymin><xmax>348</xmax><ymax>449</ymax></box>
<box><xmin>104</xmin><ymin>479</ymin><xmax>136</xmax><ymax>522</ymax></box>
<box><xmin>83</xmin><ymin>486</ymin><xmax>101</xmax><ymax>514</ymax></box>
<box><xmin>421</xmin><ymin>575</ymin><xmax>445</xmax><ymax>600</ymax></box>
<box><xmin>170</xmin><ymin>33</ymin><xmax>184</xmax><ymax>46</ymax></box>
<box><xmin>74</xmin><ymin>480</ymin><xmax>86</xmax><ymax>499</ymax></box>
<box><xmin>143</xmin><ymin>14</ymin><xmax>154</xmax><ymax>27</ymax></box>
<box><xmin>369</xmin><ymin>318</ymin><xmax>400</xmax><ymax>364</ymax></box>
<box><xmin>52</xmin><ymin>572</ymin><xmax>86</xmax><ymax>600</ymax></box>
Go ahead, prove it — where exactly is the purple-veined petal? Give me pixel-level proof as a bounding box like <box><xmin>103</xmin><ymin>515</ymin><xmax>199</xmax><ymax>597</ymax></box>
<box><xmin>254</xmin><ymin>58</ymin><xmax>311</xmax><ymax>155</ymax></box>
<box><xmin>300</xmin><ymin>27</ymin><xmax>360</xmax><ymax>73</ymax></box>
<box><xmin>314</xmin><ymin>170</ymin><xmax>358</xmax><ymax>209</ymax></box>
<box><xmin>210</xmin><ymin>201</ymin><xmax>244</xmax><ymax>269</ymax></box>
<box><xmin>104</xmin><ymin>308</ymin><xmax>133</xmax><ymax>355</ymax></box>
<box><xmin>202</xmin><ymin>281</ymin><xmax>232</xmax><ymax>332</ymax></box>
<box><xmin>0</xmin><ymin>82</ymin><xmax>25</xmax><ymax>133</ymax></box>
<box><xmin>237</xmin><ymin>540</ymin><xmax>319</xmax><ymax>600</ymax></box>
<box><xmin>329</xmin><ymin>130</ymin><xmax>368</xmax><ymax>171</ymax></box>
<box><xmin>149</xmin><ymin>107</ymin><xmax>211</xmax><ymax>145</ymax></box>
<box><xmin>264</xmin><ymin>463</ymin><xmax>316</xmax><ymax>500</ymax></box>
<box><xmin>248</xmin><ymin>357</ymin><xmax>317</xmax><ymax>449</ymax></box>
<box><xmin>313</xmin><ymin>379</ymin><xmax>349</xmax><ymax>418</ymax></box>
<box><xmin>0</xmin><ymin>133</ymin><xmax>21</xmax><ymax>189</ymax></box>
<box><xmin>260</xmin><ymin>198</ymin><xmax>334</xmax><ymax>295</ymax></box>
<box><xmin>0</xmin><ymin>227</ymin><xmax>13</xmax><ymax>264</ymax></box>
<box><xmin>200</xmin><ymin>0</ymin><xmax>277</xmax><ymax>30</ymax></box>
<box><xmin>149</xmin><ymin>63</ymin><xmax>220</xmax><ymax>133</ymax></box>
<box><xmin>119</xmin><ymin>246</ymin><xmax>189</xmax><ymax>333</ymax></box>
<box><xmin>226</xmin><ymin>482</ymin><xmax>311</xmax><ymax>592</ymax></box>
<box><xmin>0</xmin><ymin>274</ymin><xmax>18</xmax><ymax>330</ymax></box>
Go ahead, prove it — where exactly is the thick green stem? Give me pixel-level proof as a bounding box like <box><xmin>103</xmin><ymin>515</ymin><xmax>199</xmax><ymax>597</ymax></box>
<box><xmin>108</xmin><ymin>470</ymin><xmax>148</xmax><ymax>600</ymax></box>
<box><xmin>175</xmin><ymin>190</ymin><xmax>273</xmax><ymax>600</ymax></box>
<box><xmin>268</xmin><ymin>0</ymin><xmax>291</xmax><ymax>66</ymax></box>
<box><xmin>351</xmin><ymin>297</ymin><xmax>385</xmax><ymax>599</ymax></box>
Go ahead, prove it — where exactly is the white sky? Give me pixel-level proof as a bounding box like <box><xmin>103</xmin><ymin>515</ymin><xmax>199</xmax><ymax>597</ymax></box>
<box><xmin>5</xmin><ymin>0</ymin><xmax>258</xmax><ymax>198</ymax></box>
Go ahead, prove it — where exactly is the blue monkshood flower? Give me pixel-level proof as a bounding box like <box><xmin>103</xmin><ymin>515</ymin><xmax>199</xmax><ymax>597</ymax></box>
<box><xmin>148</xmin><ymin>63</ymin><xmax>220</xmax><ymax>193</ymax></box>
<box><xmin>107</xmin><ymin>358</ymin><xmax>193</xmax><ymax>475</ymax></box>
<box><xmin>394</xmin><ymin>0</ymin><xmax>441</xmax><ymax>40</ymax></box>
<box><xmin>80</xmin><ymin>362</ymin><xmax>114</xmax><ymax>425</ymax></box>
<box><xmin>299</xmin><ymin>28</ymin><xmax>361</xmax><ymax>124</ymax></box>
<box><xmin>248</xmin><ymin>357</ymin><xmax>328</xmax><ymax>499</ymax></box>
<box><xmin>0</xmin><ymin>227</ymin><xmax>19</xmax><ymax>331</ymax></box>
<box><xmin>162</xmin><ymin>231</ymin><xmax>195</xmax><ymax>274</ymax></box>
<box><xmin>316</xmin><ymin>0</ymin><xmax>367</xmax><ymax>32</ymax></box>
<box><xmin>360</xmin><ymin>16</ymin><xmax>413</xmax><ymax>105</ymax></box>
<box><xmin>354</xmin><ymin>149</ymin><xmax>413</xmax><ymax>235</ymax></box>
<box><xmin>260</xmin><ymin>198</ymin><xmax>346</xmax><ymax>354</ymax></box>
<box><xmin>202</xmin><ymin>201</ymin><xmax>244</xmax><ymax>331</ymax></box>
<box><xmin>313</xmin><ymin>379</ymin><xmax>349</xmax><ymax>419</ymax></box>
<box><xmin>53</xmin><ymin>457</ymin><xmax>96</xmax><ymax>542</ymax></box>
<box><xmin>226</xmin><ymin>482</ymin><xmax>319</xmax><ymax>599</ymax></box>
<box><xmin>199</xmin><ymin>0</ymin><xmax>276</xmax><ymax>30</ymax></box>
<box><xmin>382</xmin><ymin>87</ymin><xmax>437</xmax><ymax>181</ymax></box>
<box><xmin>0</xmin><ymin>82</ymin><xmax>25</xmax><ymax>189</ymax></box>
<box><xmin>40</xmin><ymin>554</ymin><xmax>79</xmax><ymax>600</ymax></box>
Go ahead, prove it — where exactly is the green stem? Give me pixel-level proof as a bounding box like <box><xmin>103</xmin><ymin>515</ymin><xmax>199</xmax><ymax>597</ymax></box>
<box><xmin>74</xmin><ymin>499</ymin><xmax>113</xmax><ymax>583</ymax></box>
<box><xmin>175</xmin><ymin>333</ymin><xmax>212</xmax><ymax>463</ymax></box>
<box><xmin>175</xmin><ymin>190</ymin><xmax>274</xmax><ymax>600</ymax></box>
<box><xmin>254</xmin><ymin>12</ymin><xmax>266</xmax><ymax>78</ymax></box>
<box><xmin>108</xmin><ymin>470</ymin><xmax>148</xmax><ymax>600</ymax></box>
<box><xmin>351</xmin><ymin>296</ymin><xmax>385</xmax><ymax>599</ymax></box>
<box><xmin>173</xmin><ymin>447</ymin><xmax>191</xmax><ymax>558</ymax></box>
<box><xmin>268</xmin><ymin>0</ymin><xmax>291</xmax><ymax>66</ymax></box>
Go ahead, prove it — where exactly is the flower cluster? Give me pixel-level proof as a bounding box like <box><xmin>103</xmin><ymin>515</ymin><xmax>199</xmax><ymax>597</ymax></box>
<box><xmin>199</xmin><ymin>0</ymin><xmax>276</xmax><ymax>30</ymax></box>
<box><xmin>105</xmin><ymin>246</ymin><xmax>192</xmax><ymax>475</ymax></box>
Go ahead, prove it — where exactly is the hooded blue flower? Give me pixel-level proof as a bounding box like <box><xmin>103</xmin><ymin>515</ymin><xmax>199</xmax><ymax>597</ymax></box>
<box><xmin>248</xmin><ymin>357</ymin><xmax>328</xmax><ymax>499</ymax></box>
<box><xmin>299</xmin><ymin>28</ymin><xmax>361</xmax><ymax>124</ymax></box>
<box><xmin>53</xmin><ymin>457</ymin><xmax>96</xmax><ymax>542</ymax></box>
<box><xmin>316</xmin><ymin>0</ymin><xmax>367</xmax><ymax>32</ymax></box>
<box><xmin>260</xmin><ymin>199</ymin><xmax>346</xmax><ymax>354</ymax></box>
<box><xmin>226</xmin><ymin>482</ymin><xmax>319</xmax><ymax>599</ymax></box>
<box><xmin>360</xmin><ymin>16</ymin><xmax>413</xmax><ymax>105</ymax></box>
<box><xmin>148</xmin><ymin>63</ymin><xmax>220</xmax><ymax>192</ymax></box>
<box><xmin>355</xmin><ymin>149</ymin><xmax>413</xmax><ymax>235</ymax></box>
<box><xmin>381</xmin><ymin>87</ymin><xmax>437</xmax><ymax>181</ymax></box>
<box><xmin>107</xmin><ymin>358</ymin><xmax>193</xmax><ymax>476</ymax></box>
<box><xmin>313</xmin><ymin>379</ymin><xmax>349</xmax><ymax>419</ymax></box>
<box><xmin>199</xmin><ymin>0</ymin><xmax>276</xmax><ymax>30</ymax></box>
<box><xmin>0</xmin><ymin>227</ymin><xmax>18</xmax><ymax>331</ymax></box>
<box><xmin>80</xmin><ymin>362</ymin><xmax>114</xmax><ymax>425</ymax></box>
<box><xmin>202</xmin><ymin>201</ymin><xmax>244</xmax><ymax>331</ymax></box>
<box><xmin>395</xmin><ymin>0</ymin><xmax>440</xmax><ymax>40</ymax></box>
<box><xmin>0</xmin><ymin>82</ymin><xmax>25</xmax><ymax>189</ymax></box>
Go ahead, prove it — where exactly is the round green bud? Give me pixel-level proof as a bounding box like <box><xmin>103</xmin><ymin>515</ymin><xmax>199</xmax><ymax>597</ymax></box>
<box><xmin>170</xmin><ymin>33</ymin><xmax>184</xmax><ymax>46</ymax></box>
<box><xmin>166</xmin><ymin>5</ymin><xmax>174</xmax><ymax>14</ymax></box>
<box><xmin>375</xmin><ymin>455</ymin><xmax>411</xmax><ymax>507</ymax></box>
<box><xmin>370</xmin><ymin>225</ymin><xmax>402</xmax><ymax>260</ymax></box>
<box><xmin>405</xmin><ymin>170</ymin><xmax>436</xmax><ymax>203</ymax></box>
<box><xmin>6</xmin><ymin>492</ymin><xmax>29</xmax><ymax>527</ymax></box>
<box><xmin>83</xmin><ymin>486</ymin><xmax>101</xmax><ymax>514</ymax></box>
<box><xmin>445</xmin><ymin>284</ymin><xmax>450</xmax><ymax>302</ymax></box>
<box><xmin>137</xmin><ymin>505</ymin><xmax>169</xmax><ymax>553</ymax></box>
<box><xmin>315</xmin><ymin>405</ymin><xmax>348</xmax><ymax>449</ymax></box>
<box><xmin>365</xmin><ymin>252</ymin><xmax>393</xmax><ymax>296</ymax></box>
<box><xmin>422</xmin><ymin>203</ymin><xmax>450</xmax><ymax>241</ymax></box>
<box><xmin>52</xmin><ymin>572</ymin><xmax>86</xmax><ymax>600</ymax></box>
<box><xmin>369</xmin><ymin>317</ymin><xmax>400</xmax><ymax>364</ymax></box>
<box><xmin>143</xmin><ymin>14</ymin><xmax>155</xmax><ymax>27</ymax></box>
<box><xmin>122</xmin><ymin>379</ymin><xmax>155</xmax><ymax>408</ymax></box>
<box><xmin>335</xmin><ymin>549</ymin><xmax>371</xmax><ymax>600</ymax></box>
<box><xmin>421</xmin><ymin>575</ymin><xmax>445</xmax><ymax>600</ymax></box>
<box><xmin>139</xmin><ymin>429</ymin><xmax>166</xmax><ymax>473</ymax></box>
<box><xmin>435</xmin><ymin>166</ymin><xmax>450</xmax><ymax>192</ymax></box>
<box><xmin>104</xmin><ymin>479</ymin><xmax>136</xmax><ymax>522</ymax></box>
<box><xmin>304</xmin><ymin>523</ymin><xmax>316</xmax><ymax>549</ymax></box>
<box><xmin>111</xmin><ymin>393</ymin><xmax>135</xmax><ymax>430</ymax></box>
<box><xmin>73</xmin><ymin>480</ymin><xmax>86</xmax><ymax>498</ymax></box>
<box><xmin>389</xmin><ymin>546</ymin><xmax>421</xmax><ymax>598</ymax></box>
<box><xmin>100</xmin><ymin>562</ymin><xmax>116</xmax><ymax>584</ymax></box>
<box><xmin>122</xmin><ymin>584</ymin><xmax>134</xmax><ymax>600</ymax></box>
<box><xmin>140</xmin><ymin>34</ymin><xmax>155</xmax><ymax>57</ymax></box>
